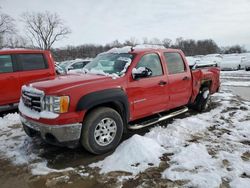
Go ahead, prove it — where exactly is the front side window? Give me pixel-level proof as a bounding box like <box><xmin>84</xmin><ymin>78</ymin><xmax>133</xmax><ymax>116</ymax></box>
<box><xmin>136</xmin><ymin>53</ymin><xmax>163</xmax><ymax>76</ymax></box>
<box><xmin>164</xmin><ymin>52</ymin><xmax>185</xmax><ymax>74</ymax></box>
<box><xmin>0</xmin><ymin>55</ymin><xmax>13</xmax><ymax>73</ymax></box>
<box><xmin>17</xmin><ymin>54</ymin><xmax>47</xmax><ymax>71</ymax></box>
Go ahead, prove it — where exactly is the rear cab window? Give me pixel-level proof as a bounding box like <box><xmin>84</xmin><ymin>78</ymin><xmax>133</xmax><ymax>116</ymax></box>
<box><xmin>17</xmin><ymin>53</ymin><xmax>48</xmax><ymax>71</ymax></box>
<box><xmin>0</xmin><ymin>55</ymin><xmax>14</xmax><ymax>73</ymax></box>
<box><xmin>164</xmin><ymin>52</ymin><xmax>186</xmax><ymax>74</ymax></box>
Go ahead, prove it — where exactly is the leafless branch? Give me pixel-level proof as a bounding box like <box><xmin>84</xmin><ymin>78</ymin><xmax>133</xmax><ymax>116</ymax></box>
<box><xmin>21</xmin><ymin>11</ymin><xmax>71</xmax><ymax>50</ymax></box>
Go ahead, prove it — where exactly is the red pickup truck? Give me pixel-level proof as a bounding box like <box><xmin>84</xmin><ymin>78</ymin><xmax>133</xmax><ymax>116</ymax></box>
<box><xmin>0</xmin><ymin>49</ymin><xmax>56</xmax><ymax>112</ymax></box>
<box><xmin>19</xmin><ymin>47</ymin><xmax>220</xmax><ymax>154</ymax></box>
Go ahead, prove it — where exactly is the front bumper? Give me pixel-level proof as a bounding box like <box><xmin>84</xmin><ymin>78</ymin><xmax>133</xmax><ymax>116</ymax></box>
<box><xmin>20</xmin><ymin>115</ymin><xmax>82</xmax><ymax>147</ymax></box>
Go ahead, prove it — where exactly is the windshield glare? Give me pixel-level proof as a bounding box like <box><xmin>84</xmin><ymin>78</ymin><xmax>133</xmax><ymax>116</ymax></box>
<box><xmin>84</xmin><ymin>53</ymin><xmax>133</xmax><ymax>76</ymax></box>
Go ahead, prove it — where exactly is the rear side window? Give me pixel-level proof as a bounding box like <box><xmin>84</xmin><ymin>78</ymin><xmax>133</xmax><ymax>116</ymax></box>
<box><xmin>136</xmin><ymin>53</ymin><xmax>163</xmax><ymax>76</ymax></box>
<box><xmin>17</xmin><ymin>54</ymin><xmax>48</xmax><ymax>71</ymax></box>
<box><xmin>164</xmin><ymin>52</ymin><xmax>185</xmax><ymax>74</ymax></box>
<box><xmin>0</xmin><ymin>55</ymin><xmax>13</xmax><ymax>73</ymax></box>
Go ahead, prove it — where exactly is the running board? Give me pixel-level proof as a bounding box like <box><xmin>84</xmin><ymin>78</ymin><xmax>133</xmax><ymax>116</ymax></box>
<box><xmin>128</xmin><ymin>106</ymin><xmax>188</xmax><ymax>130</ymax></box>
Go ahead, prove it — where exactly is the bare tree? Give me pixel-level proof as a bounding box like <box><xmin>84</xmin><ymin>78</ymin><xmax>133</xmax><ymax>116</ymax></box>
<box><xmin>5</xmin><ymin>34</ymin><xmax>29</xmax><ymax>48</ymax></box>
<box><xmin>22</xmin><ymin>11</ymin><xmax>71</xmax><ymax>50</ymax></box>
<box><xmin>0</xmin><ymin>9</ymin><xmax>16</xmax><ymax>48</ymax></box>
<box><xmin>162</xmin><ymin>38</ymin><xmax>172</xmax><ymax>48</ymax></box>
<box><xmin>0</xmin><ymin>13</ymin><xmax>15</xmax><ymax>35</ymax></box>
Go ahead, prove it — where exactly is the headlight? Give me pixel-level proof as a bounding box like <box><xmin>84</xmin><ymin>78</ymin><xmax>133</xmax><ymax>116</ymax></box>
<box><xmin>43</xmin><ymin>96</ymin><xmax>70</xmax><ymax>113</ymax></box>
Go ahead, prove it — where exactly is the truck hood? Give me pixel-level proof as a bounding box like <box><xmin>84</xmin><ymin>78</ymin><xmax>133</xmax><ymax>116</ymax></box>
<box><xmin>30</xmin><ymin>73</ymin><xmax>113</xmax><ymax>94</ymax></box>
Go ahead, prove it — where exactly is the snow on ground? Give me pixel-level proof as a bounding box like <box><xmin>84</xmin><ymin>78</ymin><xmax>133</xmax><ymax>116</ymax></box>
<box><xmin>0</xmin><ymin>87</ymin><xmax>250</xmax><ymax>187</ymax></box>
<box><xmin>90</xmin><ymin>134</ymin><xmax>166</xmax><ymax>175</ymax></box>
<box><xmin>221</xmin><ymin>70</ymin><xmax>250</xmax><ymax>87</ymax></box>
<box><xmin>0</xmin><ymin>113</ymin><xmax>73</xmax><ymax>175</ymax></box>
<box><xmin>92</xmin><ymin>91</ymin><xmax>250</xmax><ymax>187</ymax></box>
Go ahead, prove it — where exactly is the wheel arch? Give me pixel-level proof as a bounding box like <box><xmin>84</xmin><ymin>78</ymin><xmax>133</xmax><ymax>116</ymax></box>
<box><xmin>76</xmin><ymin>88</ymin><xmax>130</xmax><ymax>126</ymax></box>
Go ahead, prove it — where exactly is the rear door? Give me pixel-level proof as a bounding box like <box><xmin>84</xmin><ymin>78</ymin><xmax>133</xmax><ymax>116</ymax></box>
<box><xmin>164</xmin><ymin>52</ymin><xmax>192</xmax><ymax>109</ymax></box>
<box><xmin>128</xmin><ymin>53</ymin><xmax>168</xmax><ymax>120</ymax></box>
<box><xmin>15</xmin><ymin>53</ymin><xmax>53</xmax><ymax>87</ymax></box>
<box><xmin>0</xmin><ymin>54</ymin><xmax>20</xmax><ymax>105</ymax></box>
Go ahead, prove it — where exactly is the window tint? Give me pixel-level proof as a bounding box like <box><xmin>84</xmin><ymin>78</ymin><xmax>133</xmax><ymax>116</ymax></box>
<box><xmin>17</xmin><ymin>54</ymin><xmax>47</xmax><ymax>71</ymax></box>
<box><xmin>136</xmin><ymin>53</ymin><xmax>163</xmax><ymax>76</ymax></box>
<box><xmin>0</xmin><ymin>55</ymin><xmax>14</xmax><ymax>73</ymax></box>
<box><xmin>164</xmin><ymin>52</ymin><xmax>185</xmax><ymax>74</ymax></box>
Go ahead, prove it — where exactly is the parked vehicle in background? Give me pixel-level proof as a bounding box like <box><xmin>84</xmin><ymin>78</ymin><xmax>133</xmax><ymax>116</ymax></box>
<box><xmin>58</xmin><ymin>59</ymin><xmax>91</xmax><ymax>74</ymax></box>
<box><xmin>240</xmin><ymin>53</ymin><xmax>250</xmax><ymax>71</ymax></box>
<box><xmin>55</xmin><ymin>64</ymin><xmax>65</xmax><ymax>75</ymax></box>
<box><xmin>0</xmin><ymin>49</ymin><xmax>56</xmax><ymax>112</ymax></box>
<box><xmin>243</xmin><ymin>59</ymin><xmax>250</xmax><ymax>71</ymax></box>
<box><xmin>19</xmin><ymin>46</ymin><xmax>220</xmax><ymax>154</ymax></box>
<box><xmin>200</xmin><ymin>54</ymin><xmax>223</xmax><ymax>67</ymax></box>
<box><xmin>186</xmin><ymin>56</ymin><xmax>200</xmax><ymax>68</ymax></box>
<box><xmin>220</xmin><ymin>55</ymin><xmax>244</xmax><ymax>71</ymax></box>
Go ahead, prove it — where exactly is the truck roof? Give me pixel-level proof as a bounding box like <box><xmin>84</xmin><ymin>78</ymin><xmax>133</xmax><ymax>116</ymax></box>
<box><xmin>131</xmin><ymin>48</ymin><xmax>183</xmax><ymax>54</ymax></box>
<box><xmin>0</xmin><ymin>48</ymin><xmax>47</xmax><ymax>54</ymax></box>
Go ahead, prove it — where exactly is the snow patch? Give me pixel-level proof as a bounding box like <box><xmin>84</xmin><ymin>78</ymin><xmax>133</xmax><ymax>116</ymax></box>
<box><xmin>22</xmin><ymin>85</ymin><xmax>44</xmax><ymax>95</ymax></box>
<box><xmin>203</xmin><ymin>90</ymin><xmax>209</xmax><ymax>99</ymax></box>
<box><xmin>132</xmin><ymin>67</ymin><xmax>146</xmax><ymax>74</ymax></box>
<box><xmin>19</xmin><ymin>99</ymin><xmax>59</xmax><ymax>120</ymax></box>
<box><xmin>31</xmin><ymin>162</ymin><xmax>74</xmax><ymax>175</ymax></box>
<box><xmin>162</xmin><ymin>144</ymin><xmax>223</xmax><ymax>188</ymax></box>
<box><xmin>90</xmin><ymin>134</ymin><xmax>166</xmax><ymax>175</ymax></box>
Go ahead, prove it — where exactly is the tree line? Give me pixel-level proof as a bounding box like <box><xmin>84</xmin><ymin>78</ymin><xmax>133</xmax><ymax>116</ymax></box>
<box><xmin>0</xmin><ymin>9</ymin><xmax>247</xmax><ymax>62</ymax></box>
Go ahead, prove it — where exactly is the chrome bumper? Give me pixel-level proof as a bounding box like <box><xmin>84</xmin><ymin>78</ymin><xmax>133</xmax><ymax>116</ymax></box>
<box><xmin>20</xmin><ymin>115</ymin><xmax>82</xmax><ymax>143</ymax></box>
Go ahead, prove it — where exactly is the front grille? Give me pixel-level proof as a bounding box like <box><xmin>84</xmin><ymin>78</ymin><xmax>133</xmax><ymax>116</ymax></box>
<box><xmin>22</xmin><ymin>91</ymin><xmax>43</xmax><ymax>112</ymax></box>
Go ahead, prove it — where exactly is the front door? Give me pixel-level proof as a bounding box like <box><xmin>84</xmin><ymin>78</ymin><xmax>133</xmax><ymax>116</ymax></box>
<box><xmin>128</xmin><ymin>53</ymin><xmax>168</xmax><ymax>120</ymax></box>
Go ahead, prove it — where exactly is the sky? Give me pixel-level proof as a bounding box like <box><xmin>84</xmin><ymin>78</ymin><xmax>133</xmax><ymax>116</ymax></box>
<box><xmin>1</xmin><ymin>0</ymin><xmax>250</xmax><ymax>49</ymax></box>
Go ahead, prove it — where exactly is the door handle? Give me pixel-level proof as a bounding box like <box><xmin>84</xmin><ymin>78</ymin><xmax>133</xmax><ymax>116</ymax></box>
<box><xmin>159</xmin><ymin>80</ymin><xmax>167</xmax><ymax>86</ymax></box>
<box><xmin>183</xmin><ymin>76</ymin><xmax>190</xmax><ymax>81</ymax></box>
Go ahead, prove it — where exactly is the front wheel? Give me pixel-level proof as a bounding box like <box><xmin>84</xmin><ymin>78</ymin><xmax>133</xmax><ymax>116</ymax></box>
<box><xmin>80</xmin><ymin>107</ymin><xmax>123</xmax><ymax>154</ymax></box>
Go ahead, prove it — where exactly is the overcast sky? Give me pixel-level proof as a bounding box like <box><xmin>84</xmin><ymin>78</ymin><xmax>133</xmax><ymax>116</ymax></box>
<box><xmin>1</xmin><ymin>0</ymin><xmax>250</xmax><ymax>49</ymax></box>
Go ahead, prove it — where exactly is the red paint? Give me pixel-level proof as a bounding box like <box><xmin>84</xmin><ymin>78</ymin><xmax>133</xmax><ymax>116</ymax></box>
<box><xmin>0</xmin><ymin>49</ymin><xmax>56</xmax><ymax>106</ymax></box>
<box><xmin>21</xmin><ymin>48</ymin><xmax>220</xmax><ymax>125</ymax></box>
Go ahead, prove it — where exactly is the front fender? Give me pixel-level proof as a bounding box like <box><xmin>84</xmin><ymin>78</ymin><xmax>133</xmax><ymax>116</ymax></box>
<box><xmin>76</xmin><ymin>88</ymin><xmax>130</xmax><ymax>122</ymax></box>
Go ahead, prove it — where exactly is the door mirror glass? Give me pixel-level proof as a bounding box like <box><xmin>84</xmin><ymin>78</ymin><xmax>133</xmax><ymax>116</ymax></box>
<box><xmin>132</xmin><ymin>67</ymin><xmax>152</xmax><ymax>79</ymax></box>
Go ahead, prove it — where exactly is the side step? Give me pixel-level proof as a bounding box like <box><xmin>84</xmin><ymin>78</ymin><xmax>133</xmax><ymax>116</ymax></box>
<box><xmin>128</xmin><ymin>106</ymin><xmax>188</xmax><ymax>130</ymax></box>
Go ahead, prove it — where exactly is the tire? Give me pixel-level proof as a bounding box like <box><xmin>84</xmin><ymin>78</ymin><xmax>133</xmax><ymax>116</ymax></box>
<box><xmin>80</xmin><ymin>107</ymin><xmax>123</xmax><ymax>154</ymax></box>
<box><xmin>192</xmin><ymin>88</ymin><xmax>210</xmax><ymax>112</ymax></box>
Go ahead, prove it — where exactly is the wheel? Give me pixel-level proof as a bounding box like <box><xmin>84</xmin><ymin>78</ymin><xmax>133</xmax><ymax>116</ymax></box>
<box><xmin>80</xmin><ymin>107</ymin><xmax>123</xmax><ymax>154</ymax></box>
<box><xmin>192</xmin><ymin>88</ymin><xmax>210</xmax><ymax>112</ymax></box>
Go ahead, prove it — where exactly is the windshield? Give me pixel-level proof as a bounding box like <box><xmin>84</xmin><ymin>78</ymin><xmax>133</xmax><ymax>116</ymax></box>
<box><xmin>84</xmin><ymin>53</ymin><xmax>134</xmax><ymax>76</ymax></box>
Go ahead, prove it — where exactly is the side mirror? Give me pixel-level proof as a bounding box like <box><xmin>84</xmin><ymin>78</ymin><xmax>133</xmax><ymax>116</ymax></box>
<box><xmin>132</xmin><ymin>67</ymin><xmax>153</xmax><ymax>80</ymax></box>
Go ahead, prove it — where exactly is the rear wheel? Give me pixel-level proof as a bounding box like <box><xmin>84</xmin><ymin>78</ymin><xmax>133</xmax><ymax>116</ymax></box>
<box><xmin>80</xmin><ymin>107</ymin><xmax>123</xmax><ymax>154</ymax></box>
<box><xmin>192</xmin><ymin>88</ymin><xmax>210</xmax><ymax>112</ymax></box>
